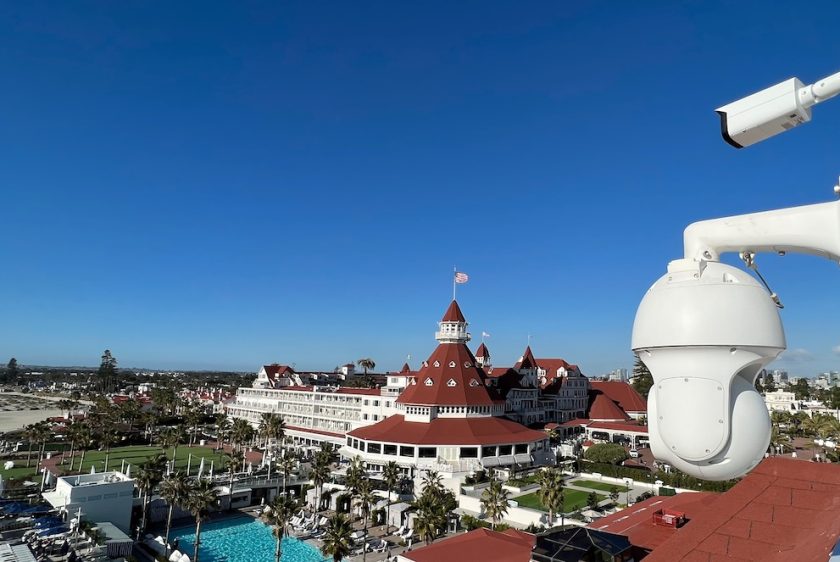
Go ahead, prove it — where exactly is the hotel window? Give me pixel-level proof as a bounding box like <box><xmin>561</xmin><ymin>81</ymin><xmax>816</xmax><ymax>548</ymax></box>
<box><xmin>460</xmin><ymin>447</ymin><xmax>478</xmax><ymax>458</ymax></box>
<box><xmin>418</xmin><ymin>447</ymin><xmax>436</xmax><ymax>458</ymax></box>
<box><xmin>482</xmin><ymin>446</ymin><xmax>497</xmax><ymax>457</ymax></box>
<box><xmin>400</xmin><ymin>446</ymin><xmax>415</xmax><ymax>457</ymax></box>
<box><xmin>368</xmin><ymin>443</ymin><xmax>381</xmax><ymax>454</ymax></box>
<box><xmin>384</xmin><ymin>444</ymin><xmax>397</xmax><ymax>455</ymax></box>
<box><xmin>499</xmin><ymin>444</ymin><xmax>513</xmax><ymax>455</ymax></box>
<box><xmin>515</xmin><ymin>444</ymin><xmax>528</xmax><ymax>454</ymax></box>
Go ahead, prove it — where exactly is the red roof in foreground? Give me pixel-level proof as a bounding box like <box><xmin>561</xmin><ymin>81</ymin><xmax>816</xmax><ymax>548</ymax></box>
<box><xmin>590</xmin><ymin>381</ymin><xmax>647</xmax><ymax>413</ymax></box>
<box><xmin>646</xmin><ymin>457</ymin><xmax>840</xmax><ymax>562</ymax></box>
<box><xmin>403</xmin><ymin>527</ymin><xmax>534</xmax><ymax>562</ymax></box>
<box><xmin>590</xmin><ymin>492</ymin><xmax>719</xmax><ymax>552</ymax></box>
<box><xmin>348</xmin><ymin>414</ymin><xmax>547</xmax><ymax>446</ymax></box>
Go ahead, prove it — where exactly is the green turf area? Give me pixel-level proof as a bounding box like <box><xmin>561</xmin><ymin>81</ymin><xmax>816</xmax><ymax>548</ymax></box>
<box><xmin>516</xmin><ymin>489</ymin><xmax>605</xmax><ymax>513</ymax></box>
<box><xmin>571</xmin><ymin>479</ymin><xmax>629</xmax><ymax>493</ymax></box>
<box><xmin>67</xmin><ymin>445</ymin><xmax>229</xmax><ymax>475</ymax></box>
<box><xmin>0</xmin><ymin>465</ymin><xmax>39</xmax><ymax>482</ymax></box>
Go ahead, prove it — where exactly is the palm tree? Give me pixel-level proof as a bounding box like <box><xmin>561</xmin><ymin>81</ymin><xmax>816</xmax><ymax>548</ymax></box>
<box><xmin>412</xmin><ymin>492</ymin><xmax>445</xmax><ymax>545</ymax></box>
<box><xmin>74</xmin><ymin>424</ymin><xmax>93</xmax><ymax>472</ymax></box>
<box><xmin>98</xmin><ymin>428</ymin><xmax>120</xmax><ymax>472</ymax></box>
<box><xmin>159</xmin><ymin>472</ymin><xmax>191</xmax><ymax>551</ymax></box>
<box><xmin>231</xmin><ymin>419</ymin><xmax>254</xmax><ymax>453</ymax></box>
<box><xmin>185</xmin><ymin>479</ymin><xmax>218</xmax><ymax>562</ymax></box>
<box><xmin>354</xmin><ymin>478</ymin><xmax>377</xmax><ymax>562</ymax></box>
<box><xmin>268</xmin><ymin>494</ymin><xmax>299</xmax><ymax>562</ymax></box>
<box><xmin>481</xmin><ymin>477</ymin><xmax>510</xmax><ymax>530</ymax></box>
<box><xmin>320</xmin><ymin>513</ymin><xmax>354</xmax><ymax>562</ymax></box>
<box><xmin>215</xmin><ymin>413</ymin><xmax>230</xmax><ymax>451</ymax></box>
<box><xmin>258</xmin><ymin>413</ymin><xmax>286</xmax><ymax>449</ymax></box>
<box><xmin>356</xmin><ymin>358</ymin><xmax>376</xmax><ymax>375</ymax></box>
<box><xmin>345</xmin><ymin>456</ymin><xmax>365</xmax><ymax>493</ymax></box>
<box><xmin>311</xmin><ymin>455</ymin><xmax>331</xmax><ymax>512</ymax></box>
<box><xmin>382</xmin><ymin>461</ymin><xmax>400</xmax><ymax>533</ymax></box>
<box><xmin>536</xmin><ymin>468</ymin><xmax>565</xmax><ymax>527</ymax></box>
<box><xmin>136</xmin><ymin>455</ymin><xmax>166</xmax><ymax>535</ymax></box>
<box><xmin>158</xmin><ymin>427</ymin><xmax>183</xmax><ymax>461</ymax></box>
<box><xmin>225</xmin><ymin>453</ymin><xmax>244</xmax><ymax>511</ymax></box>
<box><xmin>23</xmin><ymin>424</ymin><xmax>39</xmax><ymax>468</ymax></box>
<box><xmin>32</xmin><ymin>422</ymin><xmax>51</xmax><ymax>468</ymax></box>
<box><xmin>65</xmin><ymin>420</ymin><xmax>83</xmax><ymax>467</ymax></box>
<box><xmin>279</xmin><ymin>454</ymin><xmax>296</xmax><ymax>496</ymax></box>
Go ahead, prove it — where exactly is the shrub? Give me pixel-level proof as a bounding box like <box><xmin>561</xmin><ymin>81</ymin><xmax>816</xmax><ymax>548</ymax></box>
<box><xmin>583</xmin><ymin>443</ymin><xmax>629</xmax><ymax>465</ymax></box>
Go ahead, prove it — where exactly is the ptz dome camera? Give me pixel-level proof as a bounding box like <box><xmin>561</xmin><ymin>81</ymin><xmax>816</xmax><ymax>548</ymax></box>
<box><xmin>632</xmin><ymin>260</ymin><xmax>785</xmax><ymax>481</ymax></box>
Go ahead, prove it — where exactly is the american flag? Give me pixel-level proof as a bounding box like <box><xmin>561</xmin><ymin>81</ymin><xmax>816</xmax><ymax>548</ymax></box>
<box><xmin>454</xmin><ymin>272</ymin><xmax>469</xmax><ymax>284</ymax></box>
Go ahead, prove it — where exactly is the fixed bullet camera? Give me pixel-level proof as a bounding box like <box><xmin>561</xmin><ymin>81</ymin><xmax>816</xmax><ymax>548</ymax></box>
<box><xmin>634</xmin><ymin>198</ymin><xmax>840</xmax><ymax>480</ymax></box>
<box><xmin>716</xmin><ymin>69</ymin><xmax>840</xmax><ymax>148</ymax></box>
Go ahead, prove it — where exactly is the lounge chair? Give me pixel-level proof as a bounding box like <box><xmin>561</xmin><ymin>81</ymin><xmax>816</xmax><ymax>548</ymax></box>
<box><xmin>400</xmin><ymin>528</ymin><xmax>414</xmax><ymax>540</ymax></box>
<box><xmin>169</xmin><ymin>550</ymin><xmax>182</xmax><ymax>562</ymax></box>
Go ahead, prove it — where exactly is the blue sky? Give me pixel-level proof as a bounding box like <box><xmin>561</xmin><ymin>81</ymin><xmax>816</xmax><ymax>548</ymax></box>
<box><xmin>2</xmin><ymin>1</ymin><xmax>840</xmax><ymax>375</ymax></box>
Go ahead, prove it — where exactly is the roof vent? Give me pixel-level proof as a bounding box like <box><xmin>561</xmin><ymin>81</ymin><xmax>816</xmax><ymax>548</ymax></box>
<box><xmin>651</xmin><ymin>509</ymin><xmax>687</xmax><ymax>529</ymax></box>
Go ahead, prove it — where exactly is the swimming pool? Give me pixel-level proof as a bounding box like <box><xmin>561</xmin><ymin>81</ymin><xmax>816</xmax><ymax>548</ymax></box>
<box><xmin>169</xmin><ymin>515</ymin><xmax>329</xmax><ymax>562</ymax></box>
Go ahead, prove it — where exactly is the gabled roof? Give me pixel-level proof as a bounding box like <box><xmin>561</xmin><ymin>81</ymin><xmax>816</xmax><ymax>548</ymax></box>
<box><xmin>587</xmin><ymin>391</ymin><xmax>632</xmax><ymax>422</ymax></box>
<box><xmin>441</xmin><ymin>300</ymin><xmax>466</xmax><ymax>323</ymax></box>
<box><xmin>402</xmin><ymin>527</ymin><xmax>534</xmax><ymax>562</ymax></box>
<box><xmin>262</xmin><ymin>364</ymin><xmax>294</xmax><ymax>382</ymax></box>
<box><xmin>348</xmin><ymin>414</ymin><xmax>547</xmax><ymax>446</ymax></box>
<box><xmin>645</xmin><ymin>457</ymin><xmax>840</xmax><ymax>562</ymax></box>
<box><xmin>475</xmin><ymin>342</ymin><xmax>490</xmax><ymax>358</ymax></box>
<box><xmin>536</xmin><ymin>358</ymin><xmax>579</xmax><ymax>374</ymax></box>
<box><xmin>396</xmin><ymin>343</ymin><xmax>500</xmax><ymax>407</ymax></box>
<box><xmin>590</xmin><ymin>381</ymin><xmax>646</xmax><ymax>414</ymax></box>
<box><xmin>400</xmin><ymin>362</ymin><xmax>412</xmax><ymax>373</ymax></box>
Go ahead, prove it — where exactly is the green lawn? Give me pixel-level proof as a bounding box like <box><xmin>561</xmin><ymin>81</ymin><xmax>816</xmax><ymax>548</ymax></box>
<box><xmin>516</xmin><ymin>489</ymin><xmax>605</xmax><ymax>513</ymax></box>
<box><xmin>69</xmin><ymin>445</ymin><xmax>229</xmax><ymax>475</ymax></box>
<box><xmin>571</xmin><ymin>479</ymin><xmax>629</xmax><ymax>493</ymax></box>
<box><xmin>0</xmin><ymin>445</ymin><xmax>232</xmax><ymax>483</ymax></box>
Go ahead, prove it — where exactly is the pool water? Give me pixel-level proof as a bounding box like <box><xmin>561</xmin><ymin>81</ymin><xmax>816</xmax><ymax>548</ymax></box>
<box><xmin>169</xmin><ymin>516</ymin><xmax>329</xmax><ymax>562</ymax></box>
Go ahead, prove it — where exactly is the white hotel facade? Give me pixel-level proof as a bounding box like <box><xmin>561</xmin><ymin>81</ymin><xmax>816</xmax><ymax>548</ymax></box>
<box><xmin>225</xmin><ymin>300</ymin><xmax>591</xmax><ymax>475</ymax></box>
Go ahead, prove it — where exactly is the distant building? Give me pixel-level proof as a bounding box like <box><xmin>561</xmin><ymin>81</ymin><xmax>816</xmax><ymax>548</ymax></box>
<box><xmin>765</xmin><ymin>389</ymin><xmax>798</xmax><ymax>412</ymax></box>
<box><xmin>42</xmin><ymin>472</ymin><xmax>135</xmax><ymax>534</ymax></box>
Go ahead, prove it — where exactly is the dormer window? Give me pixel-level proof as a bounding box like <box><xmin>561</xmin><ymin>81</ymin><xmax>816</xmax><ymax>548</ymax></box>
<box><xmin>425</xmin><ymin>378</ymin><xmax>434</xmax><ymax>386</ymax></box>
<box><xmin>464</xmin><ymin>361</ymin><xmax>471</xmax><ymax>368</ymax></box>
<box><xmin>422</xmin><ymin>361</ymin><xmax>429</xmax><ymax>367</ymax></box>
<box><xmin>470</xmin><ymin>379</ymin><xmax>480</xmax><ymax>387</ymax></box>
<box><xmin>449</xmin><ymin>361</ymin><xmax>456</xmax><ymax>368</ymax></box>
<box><xmin>433</xmin><ymin>361</ymin><xmax>440</xmax><ymax>367</ymax></box>
<box><xmin>447</xmin><ymin>379</ymin><xmax>457</xmax><ymax>387</ymax></box>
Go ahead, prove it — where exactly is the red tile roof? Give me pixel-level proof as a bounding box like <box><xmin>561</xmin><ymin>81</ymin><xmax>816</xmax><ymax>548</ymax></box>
<box><xmin>588</xmin><ymin>392</ymin><xmax>632</xmax><ymax>422</ymax></box>
<box><xmin>400</xmin><ymin>362</ymin><xmax>412</xmax><ymax>373</ymax></box>
<box><xmin>588</xmin><ymin>421</ymin><xmax>648</xmax><ymax>433</ymax></box>
<box><xmin>441</xmin><ymin>300</ymin><xmax>466</xmax><ymax>323</ymax></box>
<box><xmin>475</xmin><ymin>343</ymin><xmax>490</xmax><ymax>358</ymax></box>
<box><xmin>590</xmin><ymin>493</ymin><xmax>719</xmax><ymax>552</ymax></box>
<box><xmin>402</xmin><ymin>527</ymin><xmax>534</xmax><ymax>562</ymax></box>
<box><xmin>645</xmin><ymin>457</ymin><xmax>840</xmax><ymax>561</ymax></box>
<box><xmin>536</xmin><ymin>357</ymin><xmax>578</xmax><ymax>374</ymax></box>
<box><xmin>396</xmin><ymin>343</ymin><xmax>500</xmax><ymax>407</ymax></box>
<box><xmin>263</xmin><ymin>364</ymin><xmax>295</xmax><ymax>382</ymax></box>
<box><xmin>347</xmin><ymin>414</ymin><xmax>547</xmax><ymax>446</ymax></box>
<box><xmin>590</xmin><ymin>381</ymin><xmax>647</xmax><ymax>414</ymax></box>
<box><xmin>285</xmin><ymin>424</ymin><xmax>343</xmax><ymax>438</ymax></box>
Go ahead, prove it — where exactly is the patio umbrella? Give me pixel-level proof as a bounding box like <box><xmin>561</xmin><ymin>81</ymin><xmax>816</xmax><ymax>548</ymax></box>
<box><xmin>197</xmin><ymin>458</ymin><xmax>205</xmax><ymax>479</ymax></box>
<box><xmin>125</xmin><ymin>465</ymin><xmax>131</xmax><ymax>478</ymax></box>
<box><xmin>90</xmin><ymin>466</ymin><xmax>96</xmax><ymax>474</ymax></box>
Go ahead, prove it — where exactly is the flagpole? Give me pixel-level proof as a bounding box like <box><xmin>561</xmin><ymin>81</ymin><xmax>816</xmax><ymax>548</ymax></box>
<box><xmin>452</xmin><ymin>266</ymin><xmax>457</xmax><ymax>301</ymax></box>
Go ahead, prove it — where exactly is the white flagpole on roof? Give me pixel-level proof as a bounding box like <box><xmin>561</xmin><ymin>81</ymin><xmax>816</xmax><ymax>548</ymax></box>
<box><xmin>452</xmin><ymin>266</ymin><xmax>457</xmax><ymax>301</ymax></box>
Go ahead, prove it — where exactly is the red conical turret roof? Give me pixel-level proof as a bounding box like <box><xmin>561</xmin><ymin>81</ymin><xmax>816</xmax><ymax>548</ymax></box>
<box><xmin>400</xmin><ymin>362</ymin><xmax>412</xmax><ymax>373</ymax></box>
<box><xmin>441</xmin><ymin>300</ymin><xmax>466</xmax><ymax>323</ymax></box>
<box><xmin>476</xmin><ymin>343</ymin><xmax>490</xmax><ymax>358</ymax></box>
<box><xmin>518</xmin><ymin>346</ymin><xmax>537</xmax><ymax>370</ymax></box>
<box><xmin>396</xmin><ymin>344</ymin><xmax>500</xmax><ymax>407</ymax></box>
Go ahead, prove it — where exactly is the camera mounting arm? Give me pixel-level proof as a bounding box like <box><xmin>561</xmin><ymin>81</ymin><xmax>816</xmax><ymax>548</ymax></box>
<box><xmin>683</xmin><ymin>197</ymin><xmax>840</xmax><ymax>264</ymax></box>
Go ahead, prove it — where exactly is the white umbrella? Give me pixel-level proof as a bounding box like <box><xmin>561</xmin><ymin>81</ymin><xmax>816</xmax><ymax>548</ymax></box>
<box><xmin>197</xmin><ymin>458</ymin><xmax>205</xmax><ymax>479</ymax></box>
<box><xmin>209</xmin><ymin>461</ymin><xmax>214</xmax><ymax>479</ymax></box>
<box><xmin>0</xmin><ymin>473</ymin><xmax>5</xmax><ymax>496</ymax></box>
<box><xmin>125</xmin><ymin>465</ymin><xmax>132</xmax><ymax>478</ymax></box>
<box><xmin>248</xmin><ymin>462</ymin><xmax>253</xmax><ymax>474</ymax></box>
<box><xmin>90</xmin><ymin>465</ymin><xmax>96</xmax><ymax>474</ymax></box>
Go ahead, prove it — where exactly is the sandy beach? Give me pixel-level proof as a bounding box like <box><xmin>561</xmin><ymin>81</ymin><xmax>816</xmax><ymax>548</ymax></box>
<box><xmin>0</xmin><ymin>394</ymin><xmax>66</xmax><ymax>433</ymax></box>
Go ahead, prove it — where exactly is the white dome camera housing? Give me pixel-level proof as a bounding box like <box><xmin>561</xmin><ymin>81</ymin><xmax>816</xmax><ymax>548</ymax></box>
<box><xmin>632</xmin><ymin>259</ymin><xmax>785</xmax><ymax>481</ymax></box>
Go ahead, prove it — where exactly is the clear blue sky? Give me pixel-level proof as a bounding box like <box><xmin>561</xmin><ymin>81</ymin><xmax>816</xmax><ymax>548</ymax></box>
<box><xmin>3</xmin><ymin>1</ymin><xmax>840</xmax><ymax>375</ymax></box>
